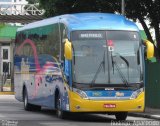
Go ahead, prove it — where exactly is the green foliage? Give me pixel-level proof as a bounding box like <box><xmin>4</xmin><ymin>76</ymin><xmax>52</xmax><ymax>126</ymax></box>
<box><xmin>37</xmin><ymin>0</ymin><xmax>160</xmax><ymax>54</ymax></box>
<box><xmin>124</xmin><ymin>0</ymin><xmax>160</xmax><ymax>55</ymax></box>
<box><xmin>38</xmin><ymin>0</ymin><xmax>119</xmax><ymax>17</ymax></box>
<box><xmin>26</xmin><ymin>0</ymin><xmax>39</xmax><ymax>4</ymax></box>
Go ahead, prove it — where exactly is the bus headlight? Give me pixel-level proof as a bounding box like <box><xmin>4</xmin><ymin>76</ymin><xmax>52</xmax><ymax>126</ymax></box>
<box><xmin>130</xmin><ymin>88</ymin><xmax>144</xmax><ymax>99</ymax></box>
<box><xmin>73</xmin><ymin>88</ymin><xmax>89</xmax><ymax>99</ymax></box>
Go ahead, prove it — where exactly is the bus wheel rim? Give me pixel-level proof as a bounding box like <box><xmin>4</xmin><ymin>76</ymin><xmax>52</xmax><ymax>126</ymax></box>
<box><xmin>24</xmin><ymin>93</ymin><xmax>27</xmax><ymax>107</ymax></box>
<box><xmin>57</xmin><ymin>98</ymin><xmax>62</xmax><ymax>117</ymax></box>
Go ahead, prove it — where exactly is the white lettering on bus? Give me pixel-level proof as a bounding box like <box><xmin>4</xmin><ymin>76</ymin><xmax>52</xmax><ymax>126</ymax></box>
<box><xmin>80</xmin><ymin>33</ymin><xmax>102</xmax><ymax>38</ymax></box>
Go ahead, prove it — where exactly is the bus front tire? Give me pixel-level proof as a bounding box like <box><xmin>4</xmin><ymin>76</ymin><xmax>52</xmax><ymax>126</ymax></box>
<box><xmin>115</xmin><ymin>112</ymin><xmax>128</xmax><ymax>120</ymax></box>
<box><xmin>56</xmin><ymin>95</ymin><xmax>66</xmax><ymax>119</ymax></box>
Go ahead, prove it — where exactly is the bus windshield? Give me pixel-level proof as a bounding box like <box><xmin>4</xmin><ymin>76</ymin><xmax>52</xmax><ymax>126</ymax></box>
<box><xmin>71</xmin><ymin>31</ymin><xmax>142</xmax><ymax>85</ymax></box>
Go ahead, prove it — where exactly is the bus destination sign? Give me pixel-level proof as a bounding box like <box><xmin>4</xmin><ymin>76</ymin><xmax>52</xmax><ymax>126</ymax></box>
<box><xmin>72</xmin><ymin>31</ymin><xmax>105</xmax><ymax>40</ymax></box>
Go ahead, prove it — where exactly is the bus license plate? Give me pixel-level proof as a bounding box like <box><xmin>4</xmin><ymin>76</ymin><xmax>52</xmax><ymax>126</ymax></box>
<box><xmin>104</xmin><ymin>104</ymin><xmax>116</xmax><ymax>108</ymax></box>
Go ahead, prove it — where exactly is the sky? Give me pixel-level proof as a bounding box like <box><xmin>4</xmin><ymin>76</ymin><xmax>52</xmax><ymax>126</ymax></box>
<box><xmin>136</xmin><ymin>20</ymin><xmax>155</xmax><ymax>40</ymax></box>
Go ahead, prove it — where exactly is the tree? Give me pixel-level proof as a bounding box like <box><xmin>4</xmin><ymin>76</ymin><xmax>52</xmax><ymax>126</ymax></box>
<box><xmin>38</xmin><ymin>0</ymin><xmax>117</xmax><ymax>17</ymax></box>
<box><xmin>38</xmin><ymin>0</ymin><xmax>160</xmax><ymax>54</ymax></box>
<box><xmin>124</xmin><ymin>0</ymin><xmax>160</xmax><ymax>55</ymax></box>
<box><xmin>26</xmin><ymin>0</ymin><xmax>39</xmax><ymax>4</ymax></box>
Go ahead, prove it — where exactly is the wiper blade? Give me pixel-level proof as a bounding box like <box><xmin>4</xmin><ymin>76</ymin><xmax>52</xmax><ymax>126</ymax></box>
<box><xmin>90</xmin><ymin>51</ymin><xmax>105</xmax><ymax>87</ymax></box>
<box><xmin>111</xmin><ymin>52</ymin><xmax>114</xmax><ymax>74</ymax></box>
<box><xmin>111</xmin><ymin>52</ymin><xmax>129</xmax><ymax>87</ymax></box>
<box><xmin>114</xmin><ymin>61</ymin><xmax>129</xmax><ymax>87</ymax></box>
<box><xmin>119</xmin><ymin>55</ymin><xmax>129</xmax><ymax>81</ymax></box>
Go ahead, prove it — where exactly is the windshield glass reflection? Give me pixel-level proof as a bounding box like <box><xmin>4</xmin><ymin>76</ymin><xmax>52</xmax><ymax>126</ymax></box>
<box><xmin>72</xmin><ymin>31</ymin><xmax>142</xmax><ymax>85</ymax></box>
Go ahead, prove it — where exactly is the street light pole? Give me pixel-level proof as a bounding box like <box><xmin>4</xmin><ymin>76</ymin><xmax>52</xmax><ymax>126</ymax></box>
<box><xmin>121</xmin><ymin>0</ymin><xmax>125</xmax><ymax>15</ymax></box>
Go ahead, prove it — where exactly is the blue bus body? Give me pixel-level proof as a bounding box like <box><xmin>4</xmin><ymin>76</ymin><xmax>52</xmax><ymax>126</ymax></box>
<box><xmin>14</xmin><ymin>13</ymin><xmax>145</xmax><ymax>119</ymax></box>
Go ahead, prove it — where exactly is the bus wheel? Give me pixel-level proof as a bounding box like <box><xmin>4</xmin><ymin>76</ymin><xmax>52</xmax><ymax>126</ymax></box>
<box><xmin>23</xmin><ymin>88</ymin><xmax>32</xmax><ymax>111</ymax></box>
<box><xmin>56</xmin><ymin>95</ymin><xmax>65</xmax><ymax>119</ymax></box>
<box><xmin>23</xmin><ymin>88</ymin><xmax>41</xmax><ymax>111</ymax></box>
<box><xmin>115</xmin><ymin>112</ymin><xmax>128</xmax><ymax>120</ymax></box>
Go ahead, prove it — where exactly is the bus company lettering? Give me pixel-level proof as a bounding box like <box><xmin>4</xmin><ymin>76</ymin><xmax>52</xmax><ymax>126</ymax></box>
<box><xmin>80</xmin><ymin>33</ymin><xmax>102</xmax><ymax>38</ymax></box>
<box><xmin>115</xmin><ymin>92</ymin><xmax>124</xmax><ymax>97</ymax></box>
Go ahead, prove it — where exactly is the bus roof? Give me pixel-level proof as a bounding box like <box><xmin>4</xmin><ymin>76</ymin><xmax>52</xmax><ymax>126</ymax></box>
<box><xmin>17</xmin><ymin>13</ymin><xmax>139</xmax><ymax>32</ymax></box>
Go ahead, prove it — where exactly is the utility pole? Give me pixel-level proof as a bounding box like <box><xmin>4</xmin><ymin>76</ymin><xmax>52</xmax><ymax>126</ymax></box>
<box><xmin>121</xmin><ymin>0</ymin><xmax>125</xmax><ymax>15</ymax></box>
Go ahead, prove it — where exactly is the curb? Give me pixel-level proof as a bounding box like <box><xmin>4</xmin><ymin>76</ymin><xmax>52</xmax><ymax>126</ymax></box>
<box><xmin>129</xmin><ymin>113</ymin><xmax>160</xmax><ymax>120</ymax></box>
<box><xmin>0</xmin><ymin>92</ymin><xmax>15</xmax><ymax>95</ymax></box>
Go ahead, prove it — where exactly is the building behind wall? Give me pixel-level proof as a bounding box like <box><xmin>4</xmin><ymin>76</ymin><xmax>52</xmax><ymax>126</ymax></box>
<box><xmin>0</xmin><ymin>0</ymin><xmax>27</xmax><ymax>4</ymax></box>
<box><xmin>0</xmin><ymin>0</ymin><xmax>28</xmax><ymax>15</ymax></box>
<box><xmin>0</xmin><ymin>24</ymin><xmax>20</xmax><ymax>91</ymax></box>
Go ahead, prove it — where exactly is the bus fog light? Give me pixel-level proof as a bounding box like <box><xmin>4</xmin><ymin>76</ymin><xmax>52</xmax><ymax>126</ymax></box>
<box><xmin>137</xmin><ymin>106</ymin><xmax>142</xmax><ymax>109</ymax></box>
<box><xmin>75</xmin><ymin>105</ymin><xmax>81</xmax><ymax>110</ymax></box>
<box><xmin>130</xmin><ymin>88</ymin><xmax>144</xmax><ymax>99</ymax></box>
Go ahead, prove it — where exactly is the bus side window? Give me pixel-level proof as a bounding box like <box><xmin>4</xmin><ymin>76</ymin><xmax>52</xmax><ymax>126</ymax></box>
<box><xmin>60</xmin><ymin>24</ymin><xmax>68</xmax><ymax>67</ymax></box>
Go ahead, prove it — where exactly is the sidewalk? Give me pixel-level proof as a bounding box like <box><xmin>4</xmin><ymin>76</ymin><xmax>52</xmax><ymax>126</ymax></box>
<box><xmin>0</xmin><ymin>91</ymin><xmax>14</xmax><ymax>95</ymax></box>
<box><xmin>129</xmin><ymin>107</ymin><xmax>160</xmax><ymax>120</ymax></box>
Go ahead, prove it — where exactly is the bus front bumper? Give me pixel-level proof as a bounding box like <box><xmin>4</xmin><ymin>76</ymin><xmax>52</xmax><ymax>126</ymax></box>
<box><xmin>69</xmin><ymin>91</ymin><xmax>144</xmax><ymax>112</ymax></box>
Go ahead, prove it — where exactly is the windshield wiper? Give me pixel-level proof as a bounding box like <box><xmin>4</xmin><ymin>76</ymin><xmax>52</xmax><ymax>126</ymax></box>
<box><xmin>90</xmin><ymin>51</ymin><xmax>106</xmax><ymax>87</ymax></box>
<box><xmin>119</xmin><ymin>54</ymin><xmax>129</xmax><ymax>81</ymax></box>
<box><xmin>111</xmin><ymin>52</ymin><xmax>129</xmax><ymax>87</ymax></box>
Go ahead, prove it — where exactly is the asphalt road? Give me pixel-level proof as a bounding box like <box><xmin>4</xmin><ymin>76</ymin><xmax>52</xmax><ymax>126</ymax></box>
<box><xmin>0</xmin><ymin>95</ymin><xmax>157</xmax><ymax>126</ymax></box>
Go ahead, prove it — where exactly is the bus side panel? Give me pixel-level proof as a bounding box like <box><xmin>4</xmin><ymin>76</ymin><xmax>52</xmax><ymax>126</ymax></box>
<box><xmin>37</xmin><ymin>23</ymin><xmax>69</xmax><ymax>109</ymax></box>
<box><xmin>14</xmin><ymin>23</ymin><xmax>69</xmax><ymax>110</ymax></box>
<box><xmin>14</xmin><ymin>33</ymin><xmax>24</xmax><ymax>102</ymax></box>
<box><xmin>37</xmin><ymin>23</ymin><xmax>67</xmax><ymax>109</ymax></box>
<box><xmin>14</xmin><ymin>73</ymin><xmax>23</xmax><ymax>102</ymax></box>
<box><xmin>21</xmin><ymin>24</ymin><xmax>63</xmax><ymax>108</ymax></box>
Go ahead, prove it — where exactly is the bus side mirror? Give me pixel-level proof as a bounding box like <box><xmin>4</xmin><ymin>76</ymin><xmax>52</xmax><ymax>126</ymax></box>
<box><xmin>64</xmin><ymin>39</ymin><xmax>72</xmax><ymax>60</ymax></box>
<box><xmin>143</xmin><ymin>39</ymin><xmax>156</xmax><ymax>62</ymax></box>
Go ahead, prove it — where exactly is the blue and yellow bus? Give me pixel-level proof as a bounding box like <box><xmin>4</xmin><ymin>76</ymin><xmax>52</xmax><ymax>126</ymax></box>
<box><xmin>14</xmin><ymin>13</ymin><xmax>154</xmax><ymax>120</ymax></box>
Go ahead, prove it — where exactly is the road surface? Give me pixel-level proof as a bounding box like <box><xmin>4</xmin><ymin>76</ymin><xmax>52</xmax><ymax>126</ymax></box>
<box><xmin>0</xmin><ymin>95</ymin><xmax>158</xmax><ymax>126</ymax></box>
